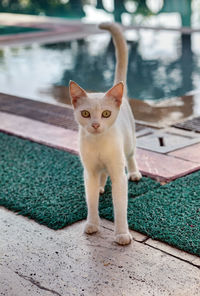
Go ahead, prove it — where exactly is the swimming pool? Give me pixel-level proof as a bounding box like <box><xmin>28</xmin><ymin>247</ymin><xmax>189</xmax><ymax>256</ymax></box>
<box><xmin>0</xmin><ymin>29</ymin><xmax>200</xmax><ymax>105</ymax></box>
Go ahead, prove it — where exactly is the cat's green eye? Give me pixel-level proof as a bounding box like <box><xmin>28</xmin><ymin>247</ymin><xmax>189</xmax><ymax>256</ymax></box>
<box><xmin>81</xmin><ymin>110</ymin><xmax>90</xmax><ymax>118</ymax></box>
<box><xmin>102</xmin><ymin>110</ymin><xmax>111</xmax><ymax>118</ymax></box>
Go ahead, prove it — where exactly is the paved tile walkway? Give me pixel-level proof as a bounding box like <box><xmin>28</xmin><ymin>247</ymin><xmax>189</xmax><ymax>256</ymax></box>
<box><xmin>0</xmin><ymin>13</ymin><xmax>101</xmax><ymax>47</ymax></box>
<box><xmin>0</xmin><ymin>207</ymin><xmax>199</xmax><ymax>296</ymax></box>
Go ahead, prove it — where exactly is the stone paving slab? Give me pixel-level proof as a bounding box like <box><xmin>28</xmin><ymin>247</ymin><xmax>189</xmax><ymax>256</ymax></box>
<box><xmin>100</xmin><ymin>219</ymin><xmax>148</xmax><ymax>243</ymax></box>
<box><xmin>136</xmin><ymin>148</ymin><xmax>200</xmax><ymax>181</ymax></box>
<box><xmin>146</xmin><ymin>239</ymin><xmax>200</xmax><ymax>268</ymax></box>
<box><xmin>0</xmin><ymin>207</ymin><xmax>199</xmax><ymax>296</ymax></box>
<box><xmin>168</xmin><ymin>143</ymin><xmax>200</xmax><ymax>163</ymax></box>
<box><xmin>0</xmin><ymin>266</ymin><xmax>53</xmax><ymax>296</ymax></box>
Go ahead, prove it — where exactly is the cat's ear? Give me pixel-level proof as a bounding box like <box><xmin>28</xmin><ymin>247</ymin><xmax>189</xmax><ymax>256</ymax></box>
<box><xmin>105</xmin><ymin>82</ymin><xmax>124</xmax><ymax>107</ymax></box>
<box><xmin>69</xmin><ymin>80</ymin><xmax>87</xmax><ymax>108</ymax></box>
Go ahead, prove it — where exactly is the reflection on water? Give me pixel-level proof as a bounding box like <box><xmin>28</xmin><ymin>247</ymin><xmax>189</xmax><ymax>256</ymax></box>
<box><xmin>43</xmin><ymin>85</ymin><xmax>200</xmax><ymax>128</ymax></box>
<box><xmin>130</xmin><ymin>94</ymin><xmax>200</xmax><ymax>128</ymax></box>
<box><xmin>0</xmin><ymin>28</ymin><xmax>200</xmax><ymax>127</ymax></box>
<box><xmin>1</xmin><ymin>30</ymin><xmax>199</xmax><ymax>100</ymax></box>
<box><xmin>45</xmin><ymin>31</ymin><xmax>199</xmax><ymax>103</ymax></box>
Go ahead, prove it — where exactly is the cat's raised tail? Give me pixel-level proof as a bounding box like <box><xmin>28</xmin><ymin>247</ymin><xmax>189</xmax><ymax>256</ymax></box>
<box><xmin>99</xmin><ymin>22</ymin><xmax>128</xmax><ymax>95</ymax></box>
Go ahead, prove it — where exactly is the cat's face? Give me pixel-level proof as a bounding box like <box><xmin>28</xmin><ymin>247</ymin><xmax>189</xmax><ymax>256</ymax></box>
<box><xmin>69</xmin><ymin>81</ymin><xmax>124</xmax><ymax>135</ymax></box>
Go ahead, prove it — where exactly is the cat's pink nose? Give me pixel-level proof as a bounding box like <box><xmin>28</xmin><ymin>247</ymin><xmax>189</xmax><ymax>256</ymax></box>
<box><xmin>92</xmin><ymin>122</ymin><xmax>100</xmax><ymax>129</ymax></box>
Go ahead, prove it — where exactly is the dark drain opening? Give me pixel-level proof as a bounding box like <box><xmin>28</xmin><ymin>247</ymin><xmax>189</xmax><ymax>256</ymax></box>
<box><xmin>158</xmin><ymin>137</ymin><xmax>165</xmax><ymax>147</ymax></box>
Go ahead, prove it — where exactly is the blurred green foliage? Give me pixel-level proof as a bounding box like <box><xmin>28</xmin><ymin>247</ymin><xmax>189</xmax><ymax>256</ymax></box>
<box><xmin>0</xmin><ymin>0</ymin><xmax>153</xmax><ymax>19</ymax></box>
<box><xmin>0</xmin><ymin>0</ymin><xmax>192</xmax><ymax>26</ymax></box>
<box><xmin>0</xmin><ymin>0</ymin><xmax>85</xmax><ymax>18</ymax></box>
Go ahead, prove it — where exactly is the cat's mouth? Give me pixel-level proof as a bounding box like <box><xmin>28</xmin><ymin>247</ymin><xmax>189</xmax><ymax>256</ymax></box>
<box><xmin>92</xmin><ymin>129</ymin><xmax>101</xmax><ymax>134</ymax></box>
<box><xmin>88</xmin><ymin>128</ymin><xmax>103</xmax><ymax>135</ymax></box>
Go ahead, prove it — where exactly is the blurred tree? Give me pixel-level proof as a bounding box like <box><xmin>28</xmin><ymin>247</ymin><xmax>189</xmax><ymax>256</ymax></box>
<box><xmin>113</xmin><ymin>0</ymin><xmax>128</xmax><ymax>22</ymax></box>
<box><xmin>96</xmin><ymin>0</ymin><xmax>104</xmax><ymax>10</ymax></box>
<box><xmin>134</xmin><ymin>0</ymin><xmax>153</xmax><ymax>16</ymax></box>
<box><xmin>95</xmin><ymin>0</ymin><xmax>153</xmax><ymax>23</ymax></box>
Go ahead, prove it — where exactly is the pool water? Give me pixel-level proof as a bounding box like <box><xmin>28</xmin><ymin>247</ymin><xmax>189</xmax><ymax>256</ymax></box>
<box><xmin>0</xmin><ymin>25</ymin><xmax>46</xmax><ymax>35</ymax></box>
<box><xmin>1</xmin><ymin>29</ymin><xmax>200</xmax><ymax>105</ymax></box>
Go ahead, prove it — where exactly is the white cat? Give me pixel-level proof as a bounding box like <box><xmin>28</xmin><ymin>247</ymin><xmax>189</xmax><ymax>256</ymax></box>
<box><xmin>69</xmin><ymin>22</ymin><xmax>142</xmax><ymax>245</ymax></box>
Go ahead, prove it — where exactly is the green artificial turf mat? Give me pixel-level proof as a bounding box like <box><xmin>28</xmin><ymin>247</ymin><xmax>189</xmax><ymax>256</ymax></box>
<box><xmin>0</xmin><ymin>132</ymin><xmax>159</xmax><ymax>229</ymax></box>
<box><xmin>0</xmin><ymin>132</ymin><xmax>200</xmax><ymax>256</ymax></box>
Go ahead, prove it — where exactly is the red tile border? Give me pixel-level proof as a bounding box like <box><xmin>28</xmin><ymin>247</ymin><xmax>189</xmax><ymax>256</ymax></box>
<box><xmin>0</xmin><ymin>112</ymin><xmax>78</xmax><ymax>155</ymax></box>
<box><xmin>136</xmin><ymin>148</ymin><xmax>200</xmax><ymax>182</ymax></box>
<box><xmin>0</xmin><ymin>25</ymin><xmax>83</xmax><ymax>44</ymax></box>
<box><xmin>0</xmin><ymin>18</ymin><xmax>101</xmax><ymax>46</ymax></box>
<box><xmin>168</xmin><ymin>143</ymin><xmax>200</xmax><ymax>163</ymax></box>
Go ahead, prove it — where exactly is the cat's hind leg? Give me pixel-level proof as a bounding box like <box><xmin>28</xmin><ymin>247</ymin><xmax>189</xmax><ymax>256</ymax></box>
<box><xmin>127</xmin><ymin>154</ymin><xmax>142</xmax><ymax>181</ymax></box>
<box><xmin>99</xmin><ymin>171</ymin><xmax>108</xmax><ymax>194</ymax></box>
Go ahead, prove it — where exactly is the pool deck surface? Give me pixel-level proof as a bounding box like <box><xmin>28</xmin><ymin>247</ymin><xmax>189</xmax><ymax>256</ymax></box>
<box><xmin>0</xmin><ymin>13</ymin><xmax>101</xmax><ymax>46</ymax></box>
<box><xmin>1</xmin><ymin>207</ymin><xmax>200</xmax><ymax>296</ymax></box>
<box><xmin>0</xmin><ymin>13</ymin><xmax>200</xmax><ymax>296</ymax></box>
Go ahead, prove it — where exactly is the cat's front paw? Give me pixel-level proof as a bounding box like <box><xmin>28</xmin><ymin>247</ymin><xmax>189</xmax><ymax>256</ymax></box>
<box><xmin>84</xmin><ymin>222</ymin><xmax>99</xmax><ymax>234</ymax></box>
<box><xmin>128</xmin><ymin>171</ymin><xmax>142</xmax><ymax>182</ymax></box>
<box><xmin>115</xmin><ymin>233</ymin><xmax>132</xmax><ymax>245</ymax></box>
<box><xmin>99</xmin><ymin>186</ymin><xmax>105</xmax><ymax>194</ymax></box>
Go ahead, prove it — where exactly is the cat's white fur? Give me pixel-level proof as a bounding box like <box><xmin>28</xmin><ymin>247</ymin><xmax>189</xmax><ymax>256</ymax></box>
<box><xmin>69</xmin><ymin>22</ymin><xmax>142</xmax><ymax>245</ymax></box>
